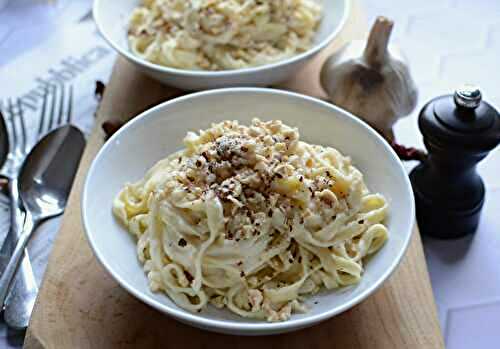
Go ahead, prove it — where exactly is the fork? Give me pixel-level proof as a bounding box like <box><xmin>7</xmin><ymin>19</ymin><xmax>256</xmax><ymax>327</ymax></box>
<box><xmin>0</xmin><ymin>83</ymin><xmax>74</xmax><ymax>329</ymax></box>
<box><xmin>0</xmin><ymin>97</ymin><xmax>35</xmax><ymax>329</ymax></box>
<box><xmin>37</xmin><ymin>83</ymin><xmax>73</xmax><ymax>136</ymax></box>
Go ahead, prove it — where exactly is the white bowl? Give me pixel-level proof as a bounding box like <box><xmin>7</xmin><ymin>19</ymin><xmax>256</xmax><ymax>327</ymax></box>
<box><xmin>83</xmin><ymin>88</ymin><xmax>415</xmax><ymax>335</ymax></box>
<box><xmin>93</xmin><ymin>0</ymin><xmax>349</xmax><ymax>90</ymax></box>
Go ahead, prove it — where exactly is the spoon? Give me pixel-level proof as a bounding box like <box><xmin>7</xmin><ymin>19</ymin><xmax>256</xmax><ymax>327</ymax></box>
<box><xmin>0</xmin><ymin>125</ymin><xmax>85</xmax><ymax>314</ymax></box>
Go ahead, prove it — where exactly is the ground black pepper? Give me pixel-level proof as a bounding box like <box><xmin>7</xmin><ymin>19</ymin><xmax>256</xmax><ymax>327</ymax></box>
<box><xmin>184</xmin><ymin>271</ymin><xmax>194</xmax><ymax>282</ymax></box>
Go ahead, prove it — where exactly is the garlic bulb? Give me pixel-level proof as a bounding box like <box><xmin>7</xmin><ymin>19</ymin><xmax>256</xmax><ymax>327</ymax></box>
<box><xmin>320</xmin><ymin>17</ymin><xmax>418</xmax><ymax>141</ymax></box>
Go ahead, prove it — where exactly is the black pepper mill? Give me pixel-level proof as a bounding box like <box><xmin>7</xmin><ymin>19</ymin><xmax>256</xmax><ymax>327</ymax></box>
<box><xmin>410</xmin><ymin>84</ymin><xmax>500</xmax><ymax>239</ymax></box>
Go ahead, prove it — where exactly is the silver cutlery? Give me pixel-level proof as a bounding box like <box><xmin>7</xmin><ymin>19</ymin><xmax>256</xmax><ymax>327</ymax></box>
<box><xmin>0</xmin><ymin>98</ymin><xmax>35</xmax><ymax>330</ymax></box>
<box><xmin>0</xmin><ymin>84</ymin><xmax>74</xmax><ymax>329</ymax></box>
<box><xmin>0</xmin><ymin>125</ymin><xmax>85</xmax><ymax>314</ymax></box>
<box><xmin>0</xmin><ymin>105</ymin><xmax>20</xmax><ymax>279</ymax></box>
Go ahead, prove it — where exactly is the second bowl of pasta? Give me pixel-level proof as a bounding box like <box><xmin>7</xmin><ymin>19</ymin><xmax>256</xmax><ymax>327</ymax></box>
<box><xmin>83</xmin><ymin>88</ymin><xmax>415</xmax><ymax>335</ymax></box>
<box><xmin>93</xmin><ymin>0</ymin><xmax>348</xmax><ymax>90</ymax></box>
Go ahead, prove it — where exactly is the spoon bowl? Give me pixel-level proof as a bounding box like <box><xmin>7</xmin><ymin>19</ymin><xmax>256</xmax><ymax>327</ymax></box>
<box><xmin>19</xmin><ymin>126</ymin><xmax>84</xmax><ymax>221</ymax></box>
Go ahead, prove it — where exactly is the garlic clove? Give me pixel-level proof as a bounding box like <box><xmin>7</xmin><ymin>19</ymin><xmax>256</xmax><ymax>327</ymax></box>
<box><xmin>320</xmin><ymin>17</ymin><xmax>418</xmax><ymax>142</ymax></box>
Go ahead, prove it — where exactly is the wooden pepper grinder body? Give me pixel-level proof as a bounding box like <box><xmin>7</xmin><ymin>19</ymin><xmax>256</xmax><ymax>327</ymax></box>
<box><xmin>410</xmin><ymin>85</ymin><xmax>500</xmax><ymax>239</ymax></box>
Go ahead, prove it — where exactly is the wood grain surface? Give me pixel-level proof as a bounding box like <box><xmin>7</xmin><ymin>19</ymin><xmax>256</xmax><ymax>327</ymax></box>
<box><xmin>24</xmin><ymin>1</ymin><xmax>444</xmax><ymax>348</ymax></box>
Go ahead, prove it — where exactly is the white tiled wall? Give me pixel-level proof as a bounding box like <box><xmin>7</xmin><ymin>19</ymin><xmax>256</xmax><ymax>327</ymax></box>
<box><xmin>365</xmin><ymin>1</ymin><xmax>500</xmax><ymax>348</ymax></box>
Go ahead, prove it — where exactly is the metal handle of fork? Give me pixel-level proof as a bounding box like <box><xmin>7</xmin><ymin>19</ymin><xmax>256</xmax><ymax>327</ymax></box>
<box><xmin>0</xmin><ymin>178</ymin><xmax>25</xmax><ymax>270</ymax></box>
<box><xmin>0</xmin><ymin>179</ymin><xmax>38</xmax><ymax>329</ymax></box>
<box><xmin>0</xmin><ymin>210</ymin><xmax>36</xmax><ymax>310</ymax></box>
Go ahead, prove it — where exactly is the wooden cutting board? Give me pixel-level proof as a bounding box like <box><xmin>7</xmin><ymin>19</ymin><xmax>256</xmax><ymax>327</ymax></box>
<box><xmin>24</xmin><ymin>1</ymin><xmax>444</xmax><ymax>348</ymax></box>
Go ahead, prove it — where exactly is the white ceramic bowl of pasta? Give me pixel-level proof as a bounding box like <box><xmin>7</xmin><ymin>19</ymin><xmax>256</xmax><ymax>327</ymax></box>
<box><xmin>83</xmin><ymin>88</ymin><xmax>414</xmax><ymax>335</ymax></box>
<box><xmin>93</xmin><ymin>0</ymin><xmax>349</xmax><ymax>90</ymax></box>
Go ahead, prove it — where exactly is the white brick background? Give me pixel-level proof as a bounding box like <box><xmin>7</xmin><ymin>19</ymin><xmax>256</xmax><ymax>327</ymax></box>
<box><xmin>365</xmin><ymin>1</ymin><xmax>500</xmax><ymax>348</ymax></box>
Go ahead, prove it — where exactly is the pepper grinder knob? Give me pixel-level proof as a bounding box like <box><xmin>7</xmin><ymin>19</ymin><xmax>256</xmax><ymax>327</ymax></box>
<box><xmin>454</xmin><ymin>84</ymin><xmax>482</xmax><ymax>109</ymax></box>
<box><xmin>410</xmin><ymin>85</ymin><xmax>500</xmax><ymax>239</ymax></box>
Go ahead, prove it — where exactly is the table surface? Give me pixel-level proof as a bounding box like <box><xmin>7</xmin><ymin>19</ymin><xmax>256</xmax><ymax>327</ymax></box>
<box><xmin>0</xmin><ymin>0</ymin><xmax>499</xmax><ymax>348</ymax></box>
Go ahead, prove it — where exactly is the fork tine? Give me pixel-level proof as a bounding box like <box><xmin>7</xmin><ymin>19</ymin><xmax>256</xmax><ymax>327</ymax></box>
<box><xmin>0</xmin><ymin>99</ymin><xmax>11</xmax><ymax>158</ymax></box>
<box><xmin>37</xmin><ymin>85</ymin><xmax>50</xmax><ymax>137</ymax></box>
<box><xmin>47</xmin><ymin>84</ymin><xmax>57</xmax><ymax>133</ymax></box>
<box><xmin>7</xmin><ymin>99</ymin><xmax>17</xmax><ymax>151</ymax></box>
<box><xmin>56</xmin><ymin>83</ymin><xmax>66</xmax><ymax>127</ymax></box>
<box><xmin>1</xmin><ymin>99</ymin><xmax>8</xmax><ymax>137</ymax></box>
<box><xmin>17</xmin><ymin>99</ymin><xmax>27</xmax><ymax>153</ymax></box>
<box><xmin>66</xmin><ymin>85</ymin><xmax>73</xmax><ymax>124</ymax></box>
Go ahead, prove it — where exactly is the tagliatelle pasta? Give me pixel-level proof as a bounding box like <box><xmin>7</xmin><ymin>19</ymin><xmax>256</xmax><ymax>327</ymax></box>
<box><xmin>113</xmin><ymin>119</ymin><xmax>389</xmax><ymax>322</ymax></box>
<box><xmin>127</xmin><ymin>0</ymin><xmax>323</xmax><ymax>70</ymax></box>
